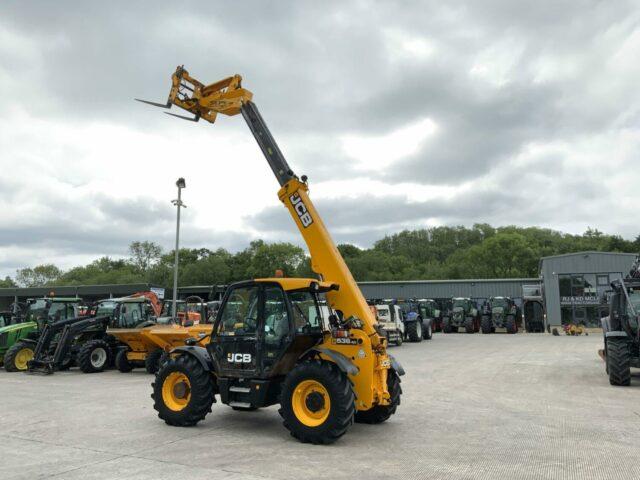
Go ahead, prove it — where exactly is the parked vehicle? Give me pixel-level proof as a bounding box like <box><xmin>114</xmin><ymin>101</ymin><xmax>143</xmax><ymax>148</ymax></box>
<box><xmin>600</xmin><ymin>276</ymin><xmax>640</xmax><ymax>385</ymax></box>
<box><xmin>480</xmin><ymin>296</ymin><xmax>520</xmax><ymax>334</ymax></box>
<box><xmin>442</xmin><ymin>297</ymin><xmax>480</xmax><ymax>333</ymax></box>
<box><xmin>400</xmin><ymin>299</ymin><xmax>438</xmax><ymax>342</ymax></box>
<box><xmin>1</xmin><ymin>297</ymin><xmax>83</xmax><ymax>371</ymax></box>
<box><xmin>374</xmin><ymin>303</ymin><xmax>405</xmax><ymax>346</ymax></box>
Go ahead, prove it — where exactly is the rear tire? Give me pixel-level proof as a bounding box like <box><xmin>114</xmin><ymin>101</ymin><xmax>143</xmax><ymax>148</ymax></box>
<box><xmin>423</xmin><ymin>322</ymin><xmax>433</xmax><ymax>340</ymax></box>
<box><xmin>442</xmin><ymin>317</ymin><xmax>452</xmax><ymax>333</ymax></box>
<box><xmin>279</xmin><ymin>360</ymin><xmax>355</xmax><ymax>444</ymax></box>
<box><xmin>4</xmin><ymin>342</ymin><xmax>34</xmax><ymax>372</ymax></box>
<box><xmin>607</xmin><ymin>338</ymin><xmax>631</xmax><ymax>386</ymax></box>
<box><xmin>464</xmin><ymin>317</ymin><xmax>475</xmax><ymax>334</ymax></box>
<box><xmin>481</xmin><ymin>316</ymin><xmax>492</xmax><ymax>334</ymax></box>
<box><xmin>355</xmin><ymin>369</ymin><xmax>402</xmax><ymax>424</ymax></box>
<box><xmin>406</xmin><ymin>321</ymin><xmax>423</xmax><ymax>343</ymax></box>
<box><xmin>115</xmin><ymin>349</ymin><xmax>133</xmax><ymax>373</ymax></box>
<box><xmin>78</xmin><ymin>339</ymin><xmax>111</xmax><ymax>373</ymax></box>
<box><xmin>145</xmin><ymin>349</ymin><xmax>164</xmax><ymax>374</ymax></box>
<box><xmin>152</xmin><ymin>354</ymin><xmax>215</xmax><ymax>426</ymax></box>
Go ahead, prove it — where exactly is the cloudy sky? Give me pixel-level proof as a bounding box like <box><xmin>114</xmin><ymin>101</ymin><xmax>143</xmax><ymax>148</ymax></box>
<box><xmin>0</xmin><ymin>1</ymin><xmax>639</xmax><ymax>277</ymax></box>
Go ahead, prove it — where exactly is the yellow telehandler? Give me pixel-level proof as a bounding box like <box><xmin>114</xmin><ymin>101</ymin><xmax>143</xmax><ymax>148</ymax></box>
<box><xmin>137</xmin><ymin>67</ymin><xmax>404</xmax><ymax>444</ymax></box>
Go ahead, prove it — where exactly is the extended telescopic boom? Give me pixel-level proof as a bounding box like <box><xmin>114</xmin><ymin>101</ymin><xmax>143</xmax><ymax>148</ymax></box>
<box><xmin>136</xmin><ymin>66</ymin><xmax>382</xmax><ymax>345</ymax></box>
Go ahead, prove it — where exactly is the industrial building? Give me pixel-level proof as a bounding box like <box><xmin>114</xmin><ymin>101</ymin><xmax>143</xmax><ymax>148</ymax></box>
<box><xmin>539</xmin><ymin>251</ymin><xmax>636</xmax><ymax>328</ymax></box>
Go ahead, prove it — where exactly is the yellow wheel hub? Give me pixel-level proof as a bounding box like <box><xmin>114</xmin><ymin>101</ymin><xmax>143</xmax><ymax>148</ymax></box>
<box><xmin>15</xmin><ymin>347</ymin><xmax>34</xmax><ymax>371</ymax></box>
<box><xmin>292</xmin><ymin>379</ymin><xmax>331</xmax><ymax>427</ymax></box>
<box><xmin>162</xmin><ymin>372</ymin><xmax>192</xmax><ymax>412</ymax></box>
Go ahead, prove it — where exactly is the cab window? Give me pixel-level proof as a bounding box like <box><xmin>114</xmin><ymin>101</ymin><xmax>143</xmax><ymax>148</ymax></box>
<box><xmin>289</xmin><ymin>291</ymin><xmax>322</xmax><ymax>334</ymax></box>
<box><xmin>218</xmin><ymin>286</ymin><xmax>260</xmax><ymax>336</ymax></box>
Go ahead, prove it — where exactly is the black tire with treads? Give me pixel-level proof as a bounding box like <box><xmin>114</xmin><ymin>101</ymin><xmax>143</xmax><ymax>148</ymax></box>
<box><xmin>607</xmin><ymin>338</ymin><xmax>631</xmax><ymax>386</ymax></box>
<box><xmin>481</xmin><ymin>316</ymin><xmax>492</xmax><ymax>334</ymax></box>
<box><xmin>405</xmin><ymin>321</ymin><xmax>423</xmax><ymax>343</ymax></box>
<box><xmin>152</xmin><ymin>354</ymin><xmax>215</xmax><ymax>426</ymax></box>
<box><xmin>145</xmin><ymin>349</ymin><xmax>164</xmax><ymax>374</ymax></box>
<box><xmin>354</xmin><ymin>369</ymin><xmax>402</xmax><ymax>424</ymax></box>
<box><xmin>115</xmin><ymin>349</ymin><xmax>133</xmax><ymax>373</ymax></box>
<box><xmin>279</xmin><ymin>360</ymin><xmax>354</xmax><ymax>445</ymax></box>
<box><xmin>77</xmin><ymin>339</ymin><xmax>111</xmax><ymax>373</ymax></box>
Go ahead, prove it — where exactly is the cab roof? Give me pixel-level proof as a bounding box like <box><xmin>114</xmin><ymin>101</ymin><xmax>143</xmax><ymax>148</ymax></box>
<box><xmin>255</xmin><ymin>278</ymin><xmax>338</xmax><ymax>292</ymax></box>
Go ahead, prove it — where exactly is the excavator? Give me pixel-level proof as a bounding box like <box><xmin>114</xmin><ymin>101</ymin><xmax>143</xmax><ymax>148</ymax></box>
<box><xmin>138</xmin><ymin>67</ymin><xmax>404</xmax><ymax>444</ymax></box>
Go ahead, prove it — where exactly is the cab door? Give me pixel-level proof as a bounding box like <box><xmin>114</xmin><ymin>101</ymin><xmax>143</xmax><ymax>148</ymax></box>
<box><xmin>210</xmin><ymin>283</ymin><xmax>262</xmax><ymax>377</ymax></box>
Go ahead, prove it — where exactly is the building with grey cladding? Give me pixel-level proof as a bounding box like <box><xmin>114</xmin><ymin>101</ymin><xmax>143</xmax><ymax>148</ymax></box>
<box><xmin>358</xmin><ymin>278</ymin><xmax>537</xmax><ymax>303</ymax></box>
<box><xmin>539</xmin><ymin>251</ymin><xmax>636</xmax><ymax>328</ymax></box>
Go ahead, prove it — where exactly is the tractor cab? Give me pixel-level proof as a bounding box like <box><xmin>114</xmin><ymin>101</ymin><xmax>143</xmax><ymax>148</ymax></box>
<box><xmin>96</xmin><ymin>297</ymin><xmax>157</xmax><ymax>329</ymax></box>
<box><xmin>209</xmin><ymin>278</ymin><xmax>331</xmax><ymax>380</ymax></box>
<box><xmin>26</xmin><ymin>297</ymin><xmax>82</xmax><ymax>329</ymax></box>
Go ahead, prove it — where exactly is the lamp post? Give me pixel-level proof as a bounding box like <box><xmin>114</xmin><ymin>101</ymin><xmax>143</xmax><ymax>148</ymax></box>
<box><xmin>171</xmin><ymin>178</ymin><xmax>186</xmax><ymax>319</ymax></box>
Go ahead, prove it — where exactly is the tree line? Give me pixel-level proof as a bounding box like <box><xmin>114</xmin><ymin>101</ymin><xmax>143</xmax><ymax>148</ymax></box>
<box><xmin>1</xmin><ymin>224</ymin><xmax>638</xmax><ymax>288</ymax></box>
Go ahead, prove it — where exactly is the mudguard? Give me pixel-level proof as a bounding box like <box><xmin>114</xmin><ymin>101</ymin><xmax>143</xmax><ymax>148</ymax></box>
<box><xmin>605</xmin><ymin>331</ymin><xmax>629</xmax><ymax>338</ymax></box>
<box><xmin>172</xmin><ymin>345</ymin><xmax>213</xmax><ymax>371</ymax></box>
<box><xmin>388</xmin><ymin>354</ymin><xmax>405</xmax><ymax>376</ymax></box>
<box><xmin>307</xmin><ymin>347</ymin><xmax>359</xmax><ymax>376</ymax></box>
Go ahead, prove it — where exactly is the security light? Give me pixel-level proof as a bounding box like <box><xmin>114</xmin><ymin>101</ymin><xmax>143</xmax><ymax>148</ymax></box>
<box><xmin>176</xmin><ymin>177</ymin><xmax>186</xmax><ymax>189</ymax></box>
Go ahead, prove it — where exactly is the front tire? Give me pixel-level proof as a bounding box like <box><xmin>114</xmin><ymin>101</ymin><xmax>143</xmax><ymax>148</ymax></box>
<box><xmin>423</xmin><ymin>322</ymin><xmax>433</xmax><ymax>340</ymax></box>
<box><xmin>152</xmin><ymin>354</ymin><xmax>215</xmax><ymax>426</ymax></box>
<box><xmin>505</xmin><ymin>316</ymin><xmax>517</xmax><ymax>334</ymax></box>
<box><xmin>406</xmin><ymin>321</ymin><xmax>423</xmax><ymax>343</ymax></box>
<box><xmin>4</xmin><ymin>342</ymin><xmax>34</xmax><ymax>372</ymax></box>
<box><xmin>395</xmin><ymin>332</ymin><xmax>403</xmax><ymax>346</ymax></box>
<box><xmin>464</xmin><ymin>317</ymin><xmax>475</xmax><ymax>334</ymax></box>
<box><xmin>78</xmin><ymin>339</ymin><xmax>111</xmax><ymax>373</ymax></box>
<box><xmin>279</xmin><ymin>360</ymin><xmax>355</xmax><ymax>444</ymax></box>
<box><xmin>145</xmin><ymin>349</ymin><xmax>164</xmax><ymax>374</ymax></box>
<box><xmin>607</xmin><ymin>338</ymin><xmax>631</xmax><ymax>386</ymax></box>
<box><xmin>442</xmin><ymin>317</ymin><xmax>452</xmax><ymax>333</ymax></box>
<box><xmin>355</xmin><ymin>369</ymin><xmax>402</xmax><ymax>424</ymax></box>
<box><xmin>481</xmin><ymin>316</ymin><xmax>492</xmax><ymax>334</ymax></box>
<box><xmin>115</xmin><ymin>349</ymin><xmax>133</xmax><ymax>373</ymax></box>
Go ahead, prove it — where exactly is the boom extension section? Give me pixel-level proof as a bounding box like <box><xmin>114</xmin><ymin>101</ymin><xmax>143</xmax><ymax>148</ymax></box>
<box><xmin>137</xmin><ymin>66</ymin><xmax>380</xmax><ymax>345</ymax></box>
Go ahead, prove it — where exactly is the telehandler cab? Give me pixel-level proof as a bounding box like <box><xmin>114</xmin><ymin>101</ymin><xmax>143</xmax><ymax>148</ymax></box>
<box><xmin>139</xmin><ymin>67</ymin><xmax>404</xmax><ymax>444</ymax></box>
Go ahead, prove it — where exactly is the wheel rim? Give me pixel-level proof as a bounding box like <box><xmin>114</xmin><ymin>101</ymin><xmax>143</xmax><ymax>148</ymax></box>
<box><xmin>90</xmin><ymin>348</ymin><xmax>107</xmax><ymax>368</ymax></box>
<box><xmin>162</xmin><ymin>372</ymin><xmax>192</xmax><ymax>412</ymax></box>
<box><xmin>292</xmin><ymin>379</ymin><xmax>331</xmax><ymax>427</ymax></box>
<box><xmin>15</xmin><ymin>347</ymin><xmax>34</xmax><ymax>370</ymax></box>
<box><xmin>416</xmin><ymin>322</ymin><xmax>422</xmax><ymax>337</ymax></box>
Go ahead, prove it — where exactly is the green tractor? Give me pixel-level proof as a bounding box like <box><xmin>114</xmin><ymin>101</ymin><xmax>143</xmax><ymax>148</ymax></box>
<box><xmin>442</xmin><ymin>297</ymin><xmax>480</xmax><ymax>333</ymax></box>
<box><xmin>480</xmin><ymin>296</ymin><xmax>520</xmax><ymax>334</ymax></box>
<box><xmin>0</xmin><ymin>297</ymin><xmax>82</xmax><ymax>372</ymax></box>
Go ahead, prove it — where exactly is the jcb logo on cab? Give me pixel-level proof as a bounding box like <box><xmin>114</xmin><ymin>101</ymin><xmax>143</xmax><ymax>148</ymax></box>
<box><xmin>227</xmin><ymin>353</ymin><xmax>252</xmax><ymax>363</ymax></box>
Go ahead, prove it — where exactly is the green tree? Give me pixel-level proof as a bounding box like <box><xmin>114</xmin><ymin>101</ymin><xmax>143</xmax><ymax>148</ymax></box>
<box><xmin>0</xmin><ymin>276</ymin><xmax>16</xmax><ymax>288</ymax></box>
<box><xmin>16</xmin><ymin>264</ymin><xmax>62</xmax><ymax>287</ymax></box>
<box><xmin>128</xmin><ymin>241</ymin><xmax>163</xmax><ymax>273</ymax></box>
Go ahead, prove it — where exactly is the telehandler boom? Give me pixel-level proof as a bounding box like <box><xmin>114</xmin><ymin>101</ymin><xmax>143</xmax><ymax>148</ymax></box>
<box><xmin>138</xmin><ymin>67</ymin><xmax>403</xmax><ymax>444</ymax></box>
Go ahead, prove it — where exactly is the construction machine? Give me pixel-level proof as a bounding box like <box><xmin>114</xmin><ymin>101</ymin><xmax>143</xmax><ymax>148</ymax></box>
<box><xmin>138</xmin><ymin>67</ymin><xmax>404</xmax><ymax>444</ymax></box>
<box><xmin>109</xmin><ymin>295</ymin><xmax>212</xmax><ymax>374</ymax></box>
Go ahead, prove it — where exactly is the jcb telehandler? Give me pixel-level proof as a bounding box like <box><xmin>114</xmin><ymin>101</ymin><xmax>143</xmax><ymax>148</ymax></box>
<box><xmin>138</xmin><ymin>67</ymin><xmax>404</xmax><ymax>444</ymax></box>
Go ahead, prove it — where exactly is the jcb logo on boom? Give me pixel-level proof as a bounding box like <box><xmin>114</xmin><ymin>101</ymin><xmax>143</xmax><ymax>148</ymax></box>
<box><xmin>227</xmin><ymin>353</ymin><xmax>252</xmax><ymax>364</ymax></box>
<box><xmin>289</xmin><ymin>193</ymin><xmax>313</xmax><ymax>228</ymax></box>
